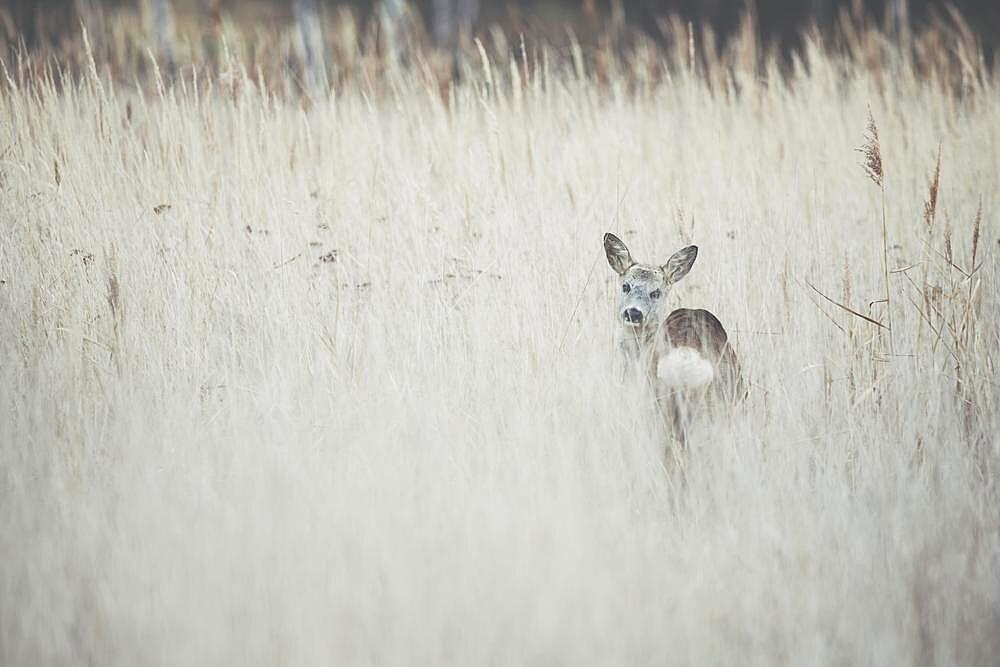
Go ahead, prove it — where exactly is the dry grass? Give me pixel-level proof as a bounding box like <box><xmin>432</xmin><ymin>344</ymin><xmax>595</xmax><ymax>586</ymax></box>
<box><xmin>1</xmin><ymin>9</ymin><xmax>998</xmax><ymax>666</ymax></box>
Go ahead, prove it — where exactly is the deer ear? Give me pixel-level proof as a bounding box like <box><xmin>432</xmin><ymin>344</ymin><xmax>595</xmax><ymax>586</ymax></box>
<box><xmin>662</xmin><ymin>245</ymin><xmax>698</xmax><ymax>284</ymax></box>
<box><xmin>604</xmin><ymin>233</ymin><xmax>634</xmax><ymax>275</ymax></box>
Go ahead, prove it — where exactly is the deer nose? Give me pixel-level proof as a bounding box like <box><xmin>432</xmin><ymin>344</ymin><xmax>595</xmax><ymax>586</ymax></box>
<box><xmin>623</xmin><ymin>308</ymin><xmax>644</xmax><ymax>324</ymax></box>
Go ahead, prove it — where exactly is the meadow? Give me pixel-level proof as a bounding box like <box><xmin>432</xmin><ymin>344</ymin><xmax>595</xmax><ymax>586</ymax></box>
<box><xmin>1</xmin><ymin>9</ymin><xmax>998</xmax><ymax>665</ymax></box>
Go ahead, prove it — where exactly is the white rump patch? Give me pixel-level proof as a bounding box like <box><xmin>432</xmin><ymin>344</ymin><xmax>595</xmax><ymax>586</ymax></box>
<box><xmin>658</xmin><ymin>347</ymin><xmax>715</xmax><ymax>389</ymax></box>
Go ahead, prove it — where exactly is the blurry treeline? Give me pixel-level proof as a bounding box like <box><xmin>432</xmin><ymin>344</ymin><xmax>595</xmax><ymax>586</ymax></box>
<box><xmin>1</xmin><ymin>0</ymin><xmax>995</xmax><ymax>92</ymax></box>
<box><xmin>4</xmin><ymin>1</ymin><xmax>999</xmax><ymax>52</ymax></box>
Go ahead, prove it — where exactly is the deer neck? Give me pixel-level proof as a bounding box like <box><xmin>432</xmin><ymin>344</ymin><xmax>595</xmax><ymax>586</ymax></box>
<box><xmin>620</xmin><ymin>323</ymin><xmax>663</xmax><ymax>379</ymax></box>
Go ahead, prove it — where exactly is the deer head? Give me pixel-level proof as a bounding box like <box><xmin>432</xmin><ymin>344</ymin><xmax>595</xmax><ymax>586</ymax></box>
<box><xmin>604</xmin><ymin>233</ymin><xmax>698</xmax><ymax>336</ymax></box>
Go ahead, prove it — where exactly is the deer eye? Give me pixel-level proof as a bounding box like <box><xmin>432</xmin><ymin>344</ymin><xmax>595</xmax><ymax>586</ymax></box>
<box><xmin>650</xmin><ymin>289</ymin><xmax>662</xmax><ymax>299</ymax></box>
<box><xmin>622</xmin><ymin>283</ymin><xmax>631</xmax><ymax>294</ymax></box>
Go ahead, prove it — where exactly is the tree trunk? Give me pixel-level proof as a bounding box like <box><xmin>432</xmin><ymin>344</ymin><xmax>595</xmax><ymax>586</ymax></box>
<box><xmin>432</xmin><ymin>0</ymin><xmax>454</xmax><ymax>51</ymax></box>
<box><xmin>199</xmin><ymin>0</ymin><xmax>222</xmax><ymax>68</ymax></box>
<box><xmin>150</xmin><ymin>0</ymin><xmax>175</xmax><ymax>70</ymax></box>
<box><xmin>5</xmin><ymin>0</ymin><xmax>77</xmax><ymax>50</ymax></box>
<box><xmin>456</xmin><ymin>0</ymin><xmax>481</xmax><ymax>41</ymax></box>
<box><xmin>890</xmin><ymin>0</ymin><xmax>909</xmax><ymax>36</ymax></box>
<box><xmin>381</xmin><ymin>0</ymin><xmax>406</xmax><ymax>67</ymax></box>
<box><xmin>432</xmin><ymin>0</ymin><xmax>480</xmax><ymax>77</ymax></box>
<box><xmin>7</xmin><ymin>0</ymin><xmax>38</xmax><ymax>48</ymax></box>
<box><xmin>808</xmin><ymin>0</ymin><xmax>831</xmax><ymax>27</ymax></box>
<box><xmin>294</xmin><ymin>0</ymin><xmax>327</xmax><ymax>94</ymax></box>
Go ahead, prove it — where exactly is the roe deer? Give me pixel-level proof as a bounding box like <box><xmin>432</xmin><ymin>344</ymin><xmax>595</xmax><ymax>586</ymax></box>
<box><xmin>603</xmin><ymin>232</ymin><xmax>745</xmax><ymax>442</ymax></box>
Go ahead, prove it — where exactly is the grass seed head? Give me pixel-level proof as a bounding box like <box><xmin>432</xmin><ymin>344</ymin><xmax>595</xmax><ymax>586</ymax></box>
<box><xmin>971</xmin><ymin>198</ymin><xmax>982</xmax><ymax>266</ymax></box>
<box><xmin>944</xmin><ymin>217</ymin><xmax>953</xmax><ymax>265</ymax></box>
<box><xmin>923</xmin><ymin>144</ymin><xmax>941</xmax><ymax>232</ymax></box>
<box><xmin>859</xmin><ymin>107</ymin><xmax>883</xmax><ymax>186</ymax></box>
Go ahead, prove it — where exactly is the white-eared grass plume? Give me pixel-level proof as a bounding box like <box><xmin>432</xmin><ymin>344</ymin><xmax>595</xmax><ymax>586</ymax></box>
<box><xmin>1</xmin><ymin>7</ymin><xmax>999</xmax><ymax>667</ymax></box>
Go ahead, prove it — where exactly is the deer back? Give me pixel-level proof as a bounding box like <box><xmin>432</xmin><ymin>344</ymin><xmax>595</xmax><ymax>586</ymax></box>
<box><xmin>662</xmin><ymin>308</ymin><xmax>746</xmax><ymax>402</ymax></box>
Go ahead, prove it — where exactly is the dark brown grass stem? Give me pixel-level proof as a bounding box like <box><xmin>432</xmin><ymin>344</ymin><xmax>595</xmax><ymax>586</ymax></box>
<box><xmin>859</xmin><ymin>108</ymin><xmax>894</xmax><ymax>355</ymax></box>
<box><xmin>880</xmin><ymin>183</ymin><xmax>893</xmax><ymax>353</ymax></box>
<box><xmin>923</xmin><ymin>145</ymin><xmax>941</xmax><ymax>233</ymax></box>
<box><xmin>963</xmin><ymin>199</ymin><xmax>983</xmax><ymax>349</ymax></box>
<box><xmin>918</xmin><ymin>146</ymin><xmax>941</xmax><ymax>345</ymax></box>
<box><xmin>805</xmin><ymin>280</ymin><xmax>888</xmax><ymax>329</ymax></box>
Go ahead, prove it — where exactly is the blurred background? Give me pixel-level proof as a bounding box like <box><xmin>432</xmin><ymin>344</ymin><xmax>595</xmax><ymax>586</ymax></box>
<box><xmin>3</xmin><ymin>1</ymin><xmax>998</xmax><ymax>57</ymax></box>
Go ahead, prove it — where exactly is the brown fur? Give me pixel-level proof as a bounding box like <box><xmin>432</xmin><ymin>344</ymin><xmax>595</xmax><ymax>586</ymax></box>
<box><xmin>662</xmin><ymin>308</ymin><xmax>746</xmax><ymax>403</ymax></box>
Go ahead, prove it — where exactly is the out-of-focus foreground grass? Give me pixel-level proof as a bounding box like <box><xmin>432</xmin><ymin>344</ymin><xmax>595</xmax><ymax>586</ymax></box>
<box><xmin>1</xmin><ymin>8</ymin><xmax>998</xmax><ymax>666</ymax></box>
